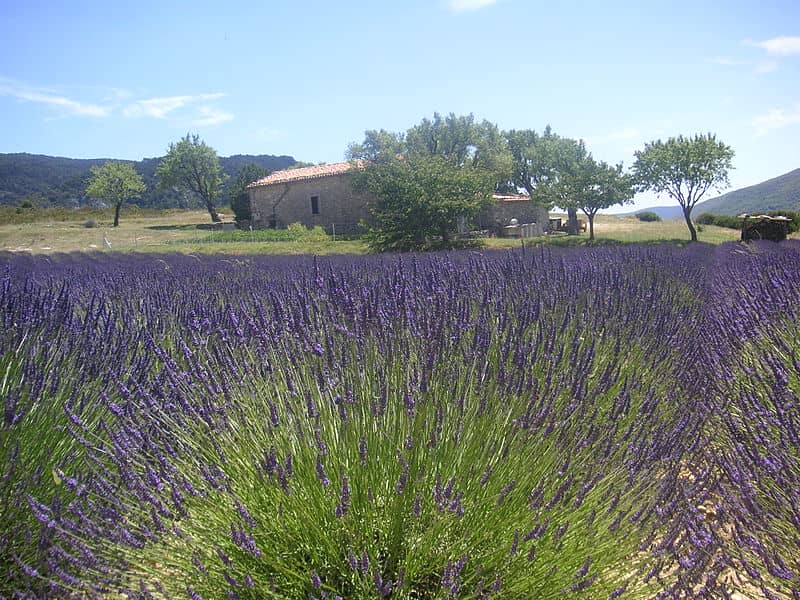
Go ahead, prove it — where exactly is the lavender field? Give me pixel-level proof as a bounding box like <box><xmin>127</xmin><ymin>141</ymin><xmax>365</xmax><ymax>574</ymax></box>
<box><xmin>1</xmin><ymin>242</ymin><xmax>799</xmax><ymax>599</ymax></box>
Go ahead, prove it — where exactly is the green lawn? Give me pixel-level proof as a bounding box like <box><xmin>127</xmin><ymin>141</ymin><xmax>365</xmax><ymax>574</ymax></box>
<box><xmin>1</xmin><ymin>208</ymin><xmax>792</xmax><ymax>255</ymax></box>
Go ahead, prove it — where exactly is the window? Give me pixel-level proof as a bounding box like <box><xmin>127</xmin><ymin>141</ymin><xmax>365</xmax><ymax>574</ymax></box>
<box><xmin>310</xmin><ymin>195</ymin><xmax>320</xmax><ymax>215</ymax></box>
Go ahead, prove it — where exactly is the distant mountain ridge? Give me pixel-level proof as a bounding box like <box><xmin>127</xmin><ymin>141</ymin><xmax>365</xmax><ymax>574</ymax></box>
<box><xmin>693</xmin><ymin>167</ymin><xmax>800</xmax><ymax>216</ymax></box>
<box><xmin>620</xmin><ymin>167</ymin><xmax>800</xmax><ymax>220</ymax></box>
<box><xmin>0</xmin><ymin>152</ymin><xmax>298</xmax><ymax>209</ymax></box>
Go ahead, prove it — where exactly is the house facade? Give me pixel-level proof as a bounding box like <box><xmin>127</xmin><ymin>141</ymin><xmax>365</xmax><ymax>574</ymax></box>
<box><xmin>246</xmin><ymin>161</ymin><xmax>550</xmax><ymax>235</ymax></box>
<box><xmin>246</xmin><ymin>162</ymin><xmax>371</xmax><ymax>235</ymax></box>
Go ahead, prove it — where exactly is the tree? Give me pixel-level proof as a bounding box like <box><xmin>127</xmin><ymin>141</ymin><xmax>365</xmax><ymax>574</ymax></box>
<box><xmin>632</xmin><ymin>133</ymin><xmax>734</xmax><ymax>241</ymax></box>
<box><xmin>156</xmin><ymin>134</ymin><xmax>225</xmax><ymax>222</ymax></box>
<box><xmin>565</xmin><ymin>158</ymin><xmax>634</xmax><ymax>240</ymax></box>
<box><xmin>505</xmin><ymin>127</ymin><xmax>586</xmax><ymax>233</ymax></box>
<box><xmin>85</xmin><ymin>161</ymin><xmax>146</xmax><ymax>227</ymax></box>
<box><xmin>228</xmin><ymin>164</ymin><xmax>270</xmax><ymax>222</ymax></box>
<box><xmin>351</xmin><ymin>154</ymin><xmax>494</xmax><ymax>251</ymax></box>
<box><xmin>347</xmin><ymin>113</ymin><xmax>508</xmax><ymax>250</ymax></box>
<box><xmin>404</xmin><ymin>112</ymin><xmax>512</xmax><ymax>189</ymax></box>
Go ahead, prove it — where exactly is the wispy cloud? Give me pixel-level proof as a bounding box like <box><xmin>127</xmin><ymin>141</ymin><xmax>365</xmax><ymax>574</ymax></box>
<box><xmin>123</xmin><ymin>93</ymin><xmax>226</xmax><ymax>119</ymax></box>
<box><xmin>448</xmin><ymin>0</ymin><xmax>498</xmax><ymax>13</ymax></box>
<box><xmin>0</xmin><ymin>77</ymin><xmax>234</xmax><ymax>126</ymax></box>
<box><xmin>707</xmin><ymin>56</ymin><xmax>779</xmax><ymax>75</ymax></box>
<box><xmin>743</xmin><ymin>36</ymin><xmax>800</xmax><ymax>56</ymax></box>
<box><xmin>707</xmin><ymin>57</ymin><xmax>748</xmax><ymax>66</ymax></box>
<box><xmin>0</xmin><ymin>78</ymin><xmax>110</xmax><ymax>117</ymax></box>
<box><xmin>752</xmin><ymin>103</ymin><xmax>800</xmax><ymax>135</ymax></box>
<box><xmin>192</xmin><ymin>105</ymin><xmax>234</xmax><ymax>127</ymax></box>
<box><xmin>755</xmin><ymin>61</ymin><xmax>778</xmax><ymax>74</ymax></box>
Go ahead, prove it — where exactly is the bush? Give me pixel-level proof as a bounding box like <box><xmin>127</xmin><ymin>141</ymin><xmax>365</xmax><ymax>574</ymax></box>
<box><xmin>635</xmin><ymin>211</ymin><xmax>661</xmax><ymax>222</ymax></box>
<box><xmin>82</xmin><ymin>218</ymin><xmax>98</xmax><ymax>228</ymax></box>
<box><xmin>695</xmin><ymin>213</ymin><xmax>715</xmax><ymax>225</ymax></box>
<box><xmin>695</xmin><ymin>211</ymin><xmax>799</xmax><ymax>233</ymax></box>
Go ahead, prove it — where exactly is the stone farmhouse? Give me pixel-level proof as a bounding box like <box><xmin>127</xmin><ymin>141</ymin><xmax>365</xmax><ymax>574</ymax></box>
<box><xmin>246</xmin><ymin>161</ymin><xmax>549</xmax><ymax>235</ymax></box>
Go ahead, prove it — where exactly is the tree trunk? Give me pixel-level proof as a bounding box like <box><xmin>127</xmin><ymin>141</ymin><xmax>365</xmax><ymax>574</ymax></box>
<box><xmin>207</xmin><ymin>201</ymin><xmax>221</xmax><ymax>223</ymax></box>
<box><xmin>683</xmin><ymin>206</ymin><xmax>697</xmax><ymax>242</ymax></box>
<box><xmin>566</xmin><ymin>207</ymin><xmax>579</xmax><ymax>235</ymax></box>
<box><xmin>588</xmin><ymin>215</ymin><xmax>595</xmax><ymax>241</ymax></box>
<box><xmin>114</xmin><ymin>202</ymin><xmax>122</xmax><ymax>227</ymax></box>
<box><xmin>440</xmin><ymin>223</ymin><xmax>450</xmax><ymax>245</ymax></box>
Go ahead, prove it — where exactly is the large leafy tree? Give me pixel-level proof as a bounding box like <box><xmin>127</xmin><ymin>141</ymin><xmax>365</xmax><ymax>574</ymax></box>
<box><xmin>347</xmin><ymin>113</ymin><xmax>505</xmax><ymax>250</ymax></box>
<box><xmin>85</xmin><ymin>161</ymin><xmax>146</xmax><ymax>227</ymax></box>
<box><xmin>351</xmin><ymin>154</ymin><xmax>493</xmax><ymax>251</ymax></box>
<box><xmin>632</xmin><ymin>133</ymin><xmax>734</xmax><ymax>241</ymax></box>
<box><xmin>156</xmin><ymin>134</ymin><xmax>225</xmax><ymax>222</ymax></box>
<box><xmin>405</xmin><ymin>112</ymin><xmax>512</xmax><ymax>186</ymax></box>
<box><xmin>505</xmin><ymin>127</ymin><xmax>586</xmax><ymax>233</ymax></box>
<box><xmin>228</xmin><ymin>164</ymin><xmax>270</xmax><ymax>222</ymax></box>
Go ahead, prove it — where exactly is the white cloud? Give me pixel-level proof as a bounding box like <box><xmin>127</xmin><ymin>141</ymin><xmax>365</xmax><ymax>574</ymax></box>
<box><xmin>706</xmin><ymin>56</ymin><xmax>778</xmax><ymax>75</ymax></box>
<box><xmin>448</xmin><ymin>0</ymin><xmax>498</xmax><ymax>13</ymax></box>
<box><xmin>0</xmin><ymin>79</ymin><xmax>110</xmax><ymax>117</ymax></box>
<box><xmin>707</xmin><ymin>57</ymin><xmax>748</xmax><ymax>66</ymax></box>
<box><xmin>752</xmin><ymin>103</ymin><xmax>800</xmax><ymax>135</ymax></box>
<box><xmin>744</xmin><ymin>36</ymin><xmax>800</xmax><ymax>56</ymax></box>
<box><xmin>192</xmin><ymin>106</ymin><xmax>234</xmax><ymax>127</ymax></box>
<box><xmin>123</xmin><ymin>93</ymin><xmax>225</xmax><ymax>119</ymax></box>
<box><xmin>755</xmin><ymin>60</ymin><xmax>778</xmax><ymax>74</ymax></box>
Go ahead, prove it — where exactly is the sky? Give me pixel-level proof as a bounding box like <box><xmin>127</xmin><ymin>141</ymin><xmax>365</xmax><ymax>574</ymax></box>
<box><xmin>1</xmin><ymin>0</ymin><xmax>798</xmax><ymax>212</ymax></box>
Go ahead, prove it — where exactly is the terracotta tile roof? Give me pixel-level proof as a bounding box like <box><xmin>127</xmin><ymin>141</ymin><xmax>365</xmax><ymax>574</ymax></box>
<box><xmin>492</xmin><ymin>193</ymin><xmax>531</xmax><ymax>202</ymax></box>
<box><xmin>247</xmin><ymin>161</ymin><xmax>364</xmax><ymax>188</ymax></box>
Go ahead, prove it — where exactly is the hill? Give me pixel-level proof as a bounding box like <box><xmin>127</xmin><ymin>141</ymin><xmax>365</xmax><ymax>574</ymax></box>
<box><xmin>694</xmin><ymin>167</ymin><xmax>800</xmax><ymax>216</ymax></box>
<box><xmin>0</xmin><ymin>152</ymin><xmax>298</xmax><ymax>209</ymax></box>
<box><xmin>618</xmin><ymin>167</ymin><xmax>800</xmax><ymax>220</ymax></box>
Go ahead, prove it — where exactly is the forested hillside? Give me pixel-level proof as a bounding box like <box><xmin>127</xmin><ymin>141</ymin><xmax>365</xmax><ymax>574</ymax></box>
<box><xmin>0</xmin><ymin>152</ymin><xmax>297</xmax><ymax>208</ymax></box>
<box><xmin>696</xmin><ymin>167</ymin><xmax>800</xmax><ymax>215</ymax></box>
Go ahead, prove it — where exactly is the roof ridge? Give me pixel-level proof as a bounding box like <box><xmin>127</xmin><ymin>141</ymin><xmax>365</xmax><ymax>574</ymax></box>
<box><xmin>248</xmin><ymin>160</ymin><xmax>363</xmax><ymax>188</ymax></box>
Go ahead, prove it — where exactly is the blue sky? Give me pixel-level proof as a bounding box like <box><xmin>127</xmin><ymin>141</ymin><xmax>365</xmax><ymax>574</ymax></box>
<box><xmin>1</xmin><ymin>0</ymin><xmax>798</xmax><ymax>211</ymax></box>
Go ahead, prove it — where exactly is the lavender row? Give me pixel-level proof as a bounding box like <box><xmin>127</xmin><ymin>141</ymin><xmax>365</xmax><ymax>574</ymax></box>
<box><xmin>1</xmin><ymin>242</ymin><xmax>798</xmax><ymax>598</ymax></box>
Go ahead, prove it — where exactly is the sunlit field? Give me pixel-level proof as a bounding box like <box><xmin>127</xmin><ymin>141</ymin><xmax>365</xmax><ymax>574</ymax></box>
<box><xmin>2</xmin><ymin>209</ymin><xmax>782</xmax><ymax>255</ymax></box>
<box><xmin>2</xmin><ymin>242</ymin><xmax>799</xmax><ymax>598</ymax></box>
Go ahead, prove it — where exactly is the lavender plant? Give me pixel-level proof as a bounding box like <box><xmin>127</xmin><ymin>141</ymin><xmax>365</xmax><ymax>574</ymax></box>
<box><xmin>1</xmin><ymin>241</ymin><xmax>798</xmax><ymax>598</ymax></box>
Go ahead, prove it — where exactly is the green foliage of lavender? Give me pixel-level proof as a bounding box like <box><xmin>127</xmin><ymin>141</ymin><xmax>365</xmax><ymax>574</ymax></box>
<box><xmin>1</xmin><ymin>242</ymin><xmax>799</xmax><ymax>598</ymax></box>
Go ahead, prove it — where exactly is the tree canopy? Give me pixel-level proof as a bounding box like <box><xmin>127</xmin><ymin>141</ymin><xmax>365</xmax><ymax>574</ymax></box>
<box><xmin>632</xmin><ymin>133</ymin><xmax>734</xmax><ymax>241</ymax></box>
<box><xmin>229</xmin><ymin>164</ymin><xmax>270</xmax><ymax>222</ymax></box>
<box><xmin>564</xmin><ymin>158</ymin><xmax>634</xmax><ymax>240</ymax></box>
<box><xmin>156</xmin><ymin>134</ymin><xmax>225</xmax><ymax>222</ymax></box>
<box><xmin>85</xmin><ymin>161</ymin><xmax>146</xmax><ymax>227</ymax></box>
<box><xmin>348</xmin><ymin>113</ymin><xmax>505</xmax><ymax>250</ymax></box>
<box><xmin>351</xmin><ymin>154</ymin><xmax>493</xmax><ymax>252</ymax></box>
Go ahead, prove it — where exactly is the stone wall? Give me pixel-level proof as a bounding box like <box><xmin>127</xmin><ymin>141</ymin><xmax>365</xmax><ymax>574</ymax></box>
<box><xmin>477</xmin><ymin>200</ymin><xmax>549</xmax><ymax>233</ymax></box>
<box><xmin>248</xmin><ymin>174</ymin><xmax>373</xmax><ymax>235</ymax></box>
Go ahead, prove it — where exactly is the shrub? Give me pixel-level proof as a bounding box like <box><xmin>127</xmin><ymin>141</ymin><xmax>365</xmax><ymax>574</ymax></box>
<box><xmin>635</xmin><ymin>211</ymin><xmax>661</xmax><ymax>222</ymax></box>
<box><xmin>695</xmin><ymin>211</ymin><xmax>799</xmax><ymax>233</ymax></box>
<box><xmin>695</xmin><ymin>213</ymin><xmax>715</xmax><ymax>225</ymax></box>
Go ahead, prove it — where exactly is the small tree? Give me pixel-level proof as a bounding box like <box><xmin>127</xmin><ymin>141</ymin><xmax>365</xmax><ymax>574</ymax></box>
<box><xmin>351</xmin><ymin>155</ymin><xmax>493</xmax><ymax>251</ymax></box>
<box><xmin>632</xmin><ymin>134</ymin><xmax>734</xmax><ymax>241</ymax></box>
<box><xmin>567</xmin><ymin>158</ymin><xmax>634</xmax><ymax>240</ymax></box>
<box><xmin>229</xmin><ymin>164</ymin><xmax>270</xmax><ymax>222</ymax></box>
<box><xmin>85</xmin><ymin>161</ymin><xmax>146</xmax><ymax>227</ymax></box>
<box><xmin>156</xmin><ymin>134</ymin><xmax>225</xmax><ymax>223</ymax></box>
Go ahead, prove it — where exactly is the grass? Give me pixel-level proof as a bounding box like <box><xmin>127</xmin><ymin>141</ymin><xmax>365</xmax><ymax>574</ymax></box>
<box><xmin>1</xmin><ymin>209</ymin><xmax>795</xmax><ymax>255</ymax></box>
<box><xmin>0</xmin><ymin>209</ymin><xmax>366</xmax><ymax>255</ymax></box>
